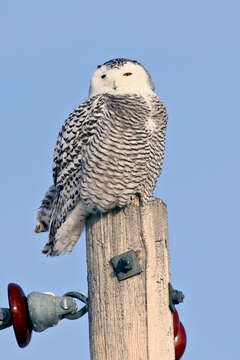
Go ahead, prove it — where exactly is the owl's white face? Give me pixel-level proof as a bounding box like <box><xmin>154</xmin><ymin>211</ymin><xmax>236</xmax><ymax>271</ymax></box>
<box><xmin>89</xmin><ymin>59</ymin><xmax>155</xmax><ymax>98</ymax></box>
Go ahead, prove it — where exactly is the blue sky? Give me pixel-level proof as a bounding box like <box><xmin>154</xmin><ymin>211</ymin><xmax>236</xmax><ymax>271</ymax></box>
<box><xmin>0</xmin><ymin>1</ymin><xmax>239</xmax><ymax>358</ymax></box>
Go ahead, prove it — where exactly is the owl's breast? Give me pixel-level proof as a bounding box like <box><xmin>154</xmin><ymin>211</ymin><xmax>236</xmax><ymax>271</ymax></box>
<box><xmin>79</xmin><ymin>108</ymin><xmax>150</xmax><ymax>212</ymax></box>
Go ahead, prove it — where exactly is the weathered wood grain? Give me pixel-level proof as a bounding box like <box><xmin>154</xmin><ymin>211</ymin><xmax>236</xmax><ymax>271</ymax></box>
<box><xmin>86</xmin><ymin>198</ymin><xmax>174</xmax><ymax>360</ymax></box>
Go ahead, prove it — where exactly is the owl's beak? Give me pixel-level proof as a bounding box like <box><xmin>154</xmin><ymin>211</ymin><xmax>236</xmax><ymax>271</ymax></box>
<box><xmin>113</xmin><ymin>81</ymin><xmax>117</xmax><ymax>91</ymax></box>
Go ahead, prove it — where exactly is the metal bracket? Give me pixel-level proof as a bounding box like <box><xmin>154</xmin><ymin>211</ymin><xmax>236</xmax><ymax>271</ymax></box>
<box><xmin>0</xmin><ymin>308</ymin><xmax>12</xmax><ymax>330</ymax></box>
<box><xmin>169</xmin><ymin>283</ymin><xmax>184</xmax><ymax>312</ymax></box>
<box><xmin>63</xmin><ymin>291</ymin><xmax>88</xmax><ymax>320</ymax></box>
<box><xmin>110</xmin><ymin>250</ymin><xmax>142</xmax><ymax>281</ymax></box>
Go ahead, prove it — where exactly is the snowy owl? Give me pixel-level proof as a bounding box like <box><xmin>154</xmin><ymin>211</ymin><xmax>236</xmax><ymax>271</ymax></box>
<box><xmin>35</xmin><ymin>58</ymin><xmax>168</xmax><ymax>256</ymax></box>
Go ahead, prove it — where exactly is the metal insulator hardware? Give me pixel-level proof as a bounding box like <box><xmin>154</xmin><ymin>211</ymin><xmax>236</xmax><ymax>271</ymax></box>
<box><xmin>169</xmin><ymin>283</ymin><xmax>184</xmax><ymax>313</ymax></box>
<box><xmin>169</xmin><ymin>284</ymin><xmax>187</xmax><ymax>360</ymax></box>
<box><xmin>168</xmin><ymin>283</ymin><xmax>186</xmax><ymax>358</ymax></box>
<box><xmin>63</xmin><ymin>291</ymin><xmax>88</xmax><ymax>320</ymax></box>
<box><xmin>27</xmin><ymin>291</ymin><xmax>78</xmax><ymax>332</ymax></box>
<box><xmin>0</xmin><ymin>283</ymin><xmax>88</xmax><ymax>348</ymax></box>
<box><xmin>0</xmin><ymin>308</ymin><xmax>12</xmax><ymax>330</ymax></box>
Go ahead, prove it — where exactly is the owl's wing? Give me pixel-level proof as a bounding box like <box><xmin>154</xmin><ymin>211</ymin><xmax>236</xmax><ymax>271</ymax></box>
<box><xmin>52</xmin><ymin>95</ymin><xmax>101</xmax><ymax>187</ymax></box>
<box><xmin>41</xmin><ymin>95</ymin><xmax>105</xmax><ymax>254</ymax></box>
<box><xmin>142</xmin><ymin>96</ymin><xmax>168</xmax><ymax>203</ymax></box>
<box><xmin>35</xmin><ymin>98</ymin><xmax>99</xmax><ymax>236</ymax></box>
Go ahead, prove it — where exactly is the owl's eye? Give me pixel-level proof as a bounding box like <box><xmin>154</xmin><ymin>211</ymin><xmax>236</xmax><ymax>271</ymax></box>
<box><xmin>123</xmin><ymin>72</ymin><xmax>132</xmax><ymax>76</ymax></box>
<box><xmin>101</xmin><ymin>74</ymin><xmax>106</xmax><ymax>79</ymax></box>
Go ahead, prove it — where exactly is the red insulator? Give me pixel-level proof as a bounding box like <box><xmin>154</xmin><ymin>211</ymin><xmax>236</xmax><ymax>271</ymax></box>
<box><xmin>8</xmin><ymin>283</ymin><xmax>32</xmax><ymax>348</ymax></box>
<box><xmin>175</xmin><ymin>321</ymin><xmax>187</xmax><ymax>360</ymax></box>
<box><xmin>173</xmin><ymin>310</ymin><xmax>180</xmax><ymax>338</ymax></box>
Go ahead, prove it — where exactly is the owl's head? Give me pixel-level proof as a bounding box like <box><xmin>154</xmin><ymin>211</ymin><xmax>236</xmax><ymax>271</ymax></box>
<box><xmin>89</xmin><ymin>58</ymin><xmax>155</xmax><ymax>98</ymax></box>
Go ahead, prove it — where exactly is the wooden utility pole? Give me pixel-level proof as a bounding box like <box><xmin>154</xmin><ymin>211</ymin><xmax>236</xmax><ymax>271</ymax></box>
<box><xmin>86</xmin><ymin>198</ymin><xmax>174</xmax><ymax>360</ymax></box>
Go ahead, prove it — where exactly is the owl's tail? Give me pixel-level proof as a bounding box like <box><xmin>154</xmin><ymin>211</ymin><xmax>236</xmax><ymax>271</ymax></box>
<box><xmin>42</xmin><ymin>201</ymin><xmax>88</xmax><ymax>256</ymax></box>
